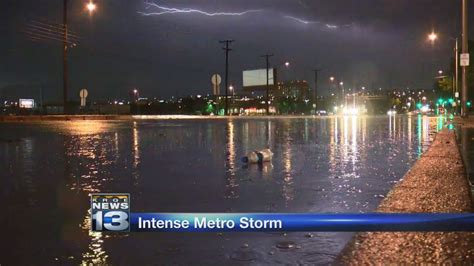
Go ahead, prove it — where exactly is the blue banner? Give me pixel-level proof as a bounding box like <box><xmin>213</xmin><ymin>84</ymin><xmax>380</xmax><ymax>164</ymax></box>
<box><xmin>129</xmin><ymin>213</ymin><xmax>474</xmax><ymax>232</ymax></box>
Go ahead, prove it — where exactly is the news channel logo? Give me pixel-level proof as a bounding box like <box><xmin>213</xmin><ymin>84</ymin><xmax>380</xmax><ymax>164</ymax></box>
<box><xmin>91</xmin><ymin>193</ymin><xmax>130</xmax><ymax>232</ymax></box>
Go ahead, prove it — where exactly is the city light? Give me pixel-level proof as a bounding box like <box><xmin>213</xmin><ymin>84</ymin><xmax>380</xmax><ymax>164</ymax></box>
<box><xmin>428</xmin><ymin>31</ymin><xmax>438</xmax><ymax>43</ymax></box>
<box><xmin>339</xmin><ymin>81</ymin><xmax>344</xmax><ymax>86</ymax></box>
<box><xmin>284</xmin><ymin>62</ymin><xmax>290</xmax><ymax>67</ymax></box>
<box><xmin>387</xmin><ymin>110</ymin><xmax>397</xmax><ymax>116</ymax></box>
<box><xmin>330</xmin><ymin>76</ymin><xmax>335</xmax><ymax>82</ymax></box>
<box><xmin>420</xmin><ymin>105</ymin><xmax>430</xmax><ymax>113</ymax></box>
<box><xmin>86</xmin><ymin>1</ymin><xmax>97</xmax><ymax>13</ymax></box>
<box><xmin>342</xmin><ymin>107</ymin><xmax>359</xmax><ymax>115</ymax></box>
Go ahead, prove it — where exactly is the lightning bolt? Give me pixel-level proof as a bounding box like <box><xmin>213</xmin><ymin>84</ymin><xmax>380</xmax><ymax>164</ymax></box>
<box><xmin>139</xmin><ymin>1</ymin><xmax>355</xmax><ymax>30</ymax></box>
<box><xmin>325</xmin><ymin>24</ymin><xmax>339</xmax><ymax>29</ymax></box>
<box><xmin>139</xmin><ymin>1</ymin><xmax>262</xmax><ymax>17</ymax></box>
<box><xmin>284</xmin><ymin>16</ymin><xmax>320</xmax><ymax>25</ymax></box>
<box><xmin>284</xmin><ymin>15</ymin><xmax>355</xmax><ymax>30</ymax></box>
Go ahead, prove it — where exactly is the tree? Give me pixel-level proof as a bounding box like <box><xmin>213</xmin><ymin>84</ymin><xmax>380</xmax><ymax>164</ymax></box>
<box><xmin>435</xmin><ymin>76</ymin><xmax>454</xmax><ymax>98</ymax></box>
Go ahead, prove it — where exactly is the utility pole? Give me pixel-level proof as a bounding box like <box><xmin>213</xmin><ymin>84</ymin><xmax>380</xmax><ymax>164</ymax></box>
<box><xmin>261</xmin><ymin>54</ymin><xmax>274</xmax><ymax>115</ymax></box>
<box><xmin>461</xmin><ymin>0</ymin><xmax>469</xmax><ymax>117</ymax></box>
<box><xmin>219</xmin><ymin>40</ymin><xmax>234</xmax><ymax>116</ymax></box>
<box><xmin>455</xmin><ymin>38</ymin><xmax>459</xmax><ymax>98</ymax></box>
<box><xmin>63</xmin><ymin>0</ymin><xmax>68</xmax><ymax>114</ymax></box>
<box><xmin>313</xmin><ymin>69</ymin><xmax>321</xmax><ymax>107</ymax></box>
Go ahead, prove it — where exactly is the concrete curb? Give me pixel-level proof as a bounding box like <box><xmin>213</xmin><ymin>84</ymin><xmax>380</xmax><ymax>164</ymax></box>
<box><xmin>336</xmin><ymin>129</ymin><xmax>474</xmax><ymax>264</ymax></box>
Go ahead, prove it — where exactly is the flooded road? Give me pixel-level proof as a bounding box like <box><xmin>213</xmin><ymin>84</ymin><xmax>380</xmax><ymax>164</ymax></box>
<box><xmin>0</xmin><ymin>115</ymin><xmax>441</xmax><ymax>265</ymax></box>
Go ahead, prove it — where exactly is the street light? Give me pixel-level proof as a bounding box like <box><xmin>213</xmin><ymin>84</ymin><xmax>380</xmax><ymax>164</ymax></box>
<box><xmin>339</xmin><ymin>81</ymin><xmax>345</xmax><ymax>106</ymax></box>
<box><xmin>428</xmin><ymin>32</ymin><xmax>438</xmax><ymax>43</ymax></box>
<box><xmin>284</xmin><ymin>61</ymin><xmax>290</xmax><ymax>67</ymax></box>
<box><xmin>133</xmin><ymin>89</ymin><xmax>139</xmax><ymax>102</ymax></box>
<box><xmin>426</xmin><ymin>31</ymin><xmax>460</xmax><ymax>112</ymax></box>
<box><xmin>62</xmin><ymin>0</ymin><xmax>97</xmax><ymax>114</ymax></box>
<box><xmin>86</xmin><ymin>1</ymin><xmax>97</xmax><ymax>13</ymax></box>
<box><xmin>330</xmin><ymin>76</ymin><xmax>335</xmax><ymax>82</ymax></box>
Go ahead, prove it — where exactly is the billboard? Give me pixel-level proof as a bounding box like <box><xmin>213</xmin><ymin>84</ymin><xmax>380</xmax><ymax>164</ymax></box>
<box><xmin>19</xmin><ymin>99</ymin><xmax>35</xmax><ymax>109</ymax></box>
<box><xmin>243</xmin><ymin>69</ymin><xmax>275</xmax><ymax>88</ymax></box>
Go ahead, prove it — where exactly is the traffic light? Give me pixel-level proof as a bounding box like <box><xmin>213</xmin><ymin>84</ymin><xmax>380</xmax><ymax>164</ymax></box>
<box><xmin>467</xmin><ymin>101</ymin><xmax>472</xmax><ymax>107</ymax></box>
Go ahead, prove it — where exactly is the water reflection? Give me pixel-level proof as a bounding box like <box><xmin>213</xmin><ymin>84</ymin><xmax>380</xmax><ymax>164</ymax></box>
<box><xmin>282</xmin><ymin>120</ymin><xmax>294</xmax><ymax>204</ymax></box>
<box><xmin>80</xmin><ymin>211</ymin><xmax>108</xmax><ymax>265</ymax></box>
<box><xmin>132</xmin><ymin>121</ymin><xmax>141</xmax><ymax>185</ymax></box>
<box><xmin>0</xmin><ymin>116</ymin><xmax>445</xmax><ymax>265</ymax></box>
<box><xmin>328</xmin><ymin>116</ymin><xmax>362</xmax><ymax>180</ymax></box>
<box><xmin>60</xmin><ymin>121</ymin><xmax>119</xmax><ymax>264</ymax></box>
<box><xmin>225</xmin><ymin>120</ymin><xmax>238</xmax><ymax>199</ymax></box>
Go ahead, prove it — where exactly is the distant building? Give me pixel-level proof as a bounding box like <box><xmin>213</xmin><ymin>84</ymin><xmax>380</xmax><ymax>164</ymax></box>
<box><xmin>276</xmin><ymin>80</ymin><xmax>310</xmax><ymax>99</ymax></box>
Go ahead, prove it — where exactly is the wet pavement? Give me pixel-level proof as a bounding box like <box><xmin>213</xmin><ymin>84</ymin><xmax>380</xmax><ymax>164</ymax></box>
<box><xmin>0</xmin><ymin>115</ymin><xmax>442</xmax><ymax>265</ymax></box>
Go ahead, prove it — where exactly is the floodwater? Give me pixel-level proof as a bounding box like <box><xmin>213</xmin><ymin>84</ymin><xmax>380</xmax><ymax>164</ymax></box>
<box><xmin>0</xmin><ymin>115</ymin><xmax>442</xmax><ymax>265</ymax></box>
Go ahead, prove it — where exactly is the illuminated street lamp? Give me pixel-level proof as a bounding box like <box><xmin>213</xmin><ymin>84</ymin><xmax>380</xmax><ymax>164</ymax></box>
<box><xmin>62</xmin><ymin>0</ymin><xmax>97</xmax><ymax>113</ymax></box>
<box><xmin>133</xmin><ymin>89</ymin><xmax>139</xmax><ymax>102</ymax></box>
<box><xmin>428</xmin><ymin>32</ymin><xmax>438</xmax><ymax>43</ymax></box>
<box><xmin>438</xmin><ymin>70</ymin><xmax>443</xmax><ymax>75</ymax></box>
<box><xmin>86</xmin><ymin>1</ymin><xmax>97</xmax><ymax>14</ymax></box>
<box><xmin>339</xmin><ymin>81</ymin><xmax>345</xmax><ymax>106</ymax></box>
<box><xmin>284</xmin><ymin>61</ymin><xmax>290</xmax><ymax>67</ymax></box>
<box><xmin>330</xmin><ymin>76</ymin><xmax>335</xmax><ymax>82</ymax></box>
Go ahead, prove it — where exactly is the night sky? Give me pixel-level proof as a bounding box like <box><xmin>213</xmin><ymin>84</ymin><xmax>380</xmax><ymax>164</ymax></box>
<box><xmin>1</xmin><ymin>0</ymin><xmax>471</xmax><ymax>101</ymax></box>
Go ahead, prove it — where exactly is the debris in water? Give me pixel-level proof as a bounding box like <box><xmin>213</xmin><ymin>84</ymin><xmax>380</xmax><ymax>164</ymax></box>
<box><xmin>276</xmin><ymin>241</ymin><xmax>297</xmax><ymax>250</ymax></box>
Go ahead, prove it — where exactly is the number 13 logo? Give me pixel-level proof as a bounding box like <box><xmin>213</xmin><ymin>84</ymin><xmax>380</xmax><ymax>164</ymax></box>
<box><xmin>93</xmin><ymin>211</ymin><xmax>130</xmax><ymax>232</ymax></box>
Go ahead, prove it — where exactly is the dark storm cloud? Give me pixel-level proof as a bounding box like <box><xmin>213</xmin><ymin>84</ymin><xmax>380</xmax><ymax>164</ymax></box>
<box><xmin>0</xmin><ymin>0</ymin><xmax>471</xmax><ymax>101</ymax></box>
